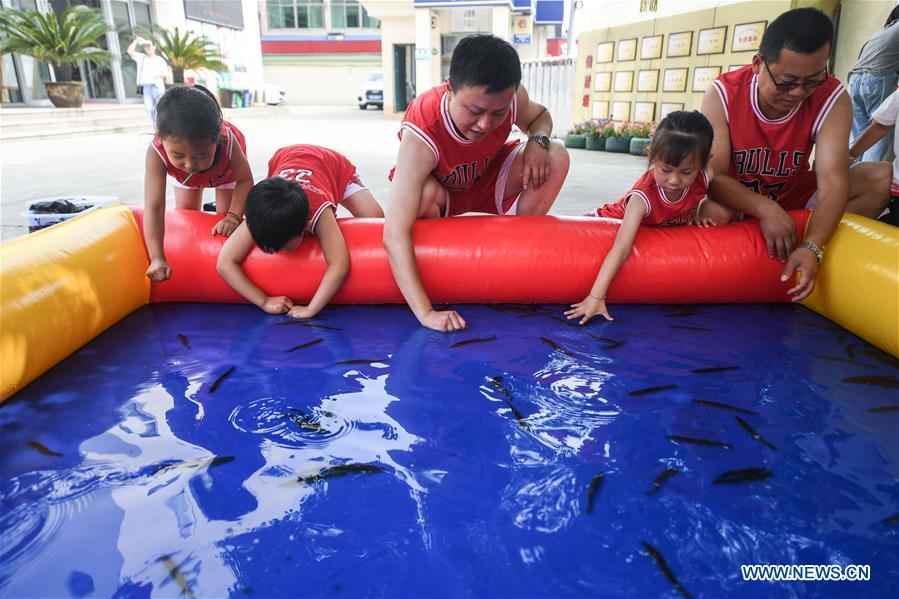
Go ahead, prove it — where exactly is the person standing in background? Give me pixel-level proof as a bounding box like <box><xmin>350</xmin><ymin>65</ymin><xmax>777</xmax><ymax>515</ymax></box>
<box><xmin>127</xmin><ymin>36</ymin><xmax>168</xmax><ymax>122</ymax></box>
<box><xmin>848</xmin><ymin>5</ymin><xmax>899</xmax><ymax>162</ymax></box>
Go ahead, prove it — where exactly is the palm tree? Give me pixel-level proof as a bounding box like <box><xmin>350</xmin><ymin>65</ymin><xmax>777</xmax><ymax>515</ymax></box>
<box><xmin>0</xmin><ymin>5</ymin><xmax>114</xmax><ymax>83</ymax></box>
<box><xmin>136</xmin><ymin>26</ymin><xmax>227</xmax><ymax>84</ymax></box>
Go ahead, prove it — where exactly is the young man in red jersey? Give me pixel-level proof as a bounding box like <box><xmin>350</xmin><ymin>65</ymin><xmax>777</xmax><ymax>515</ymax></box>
<box><xmin>384</xmin><ymin>35</ymin><xmax>570</xmax><ymax>332</ymax></box>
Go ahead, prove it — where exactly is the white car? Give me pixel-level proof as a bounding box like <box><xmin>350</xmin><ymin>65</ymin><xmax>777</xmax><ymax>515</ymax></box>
<box><xmin>358</xmin><ymin>71</ymin><xmax>383</xmax><ymax>110</ymax></box>
<box><xmin>263</xmin><ymin>84</ymin><xmax>287</xmax><ymax>105</ymax></box>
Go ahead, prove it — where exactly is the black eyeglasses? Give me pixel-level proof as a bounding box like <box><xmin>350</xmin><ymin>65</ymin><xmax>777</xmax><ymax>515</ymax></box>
<box><xmin>761</xmin><ymin>56</ymin><xmax>829</xmax><ymax>91</ymax></box>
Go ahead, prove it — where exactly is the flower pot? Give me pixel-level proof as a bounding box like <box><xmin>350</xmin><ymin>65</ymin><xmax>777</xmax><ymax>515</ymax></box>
<box><xmin>45</xmin><ymin>82</ymin><xmax>85</xmax><ymax>108</ymax></box>
<box><xmin>585</xmin><ymin>136</ymin><xmax>606</xmax><ymax>151</ymax></box>
<box><xmin>605</xmin><ymin>136</ymin><xmax>632</xmax><ymax>153</ymax></box>
<box><xmin>630</xmin><ymin>137</ymin><xmax>651</xmax><ymax>156</ymax></box>
<box><xmin>564</xmin><ymin>134</ymin><xmax>587</xmax><ymax>149</ymax></box>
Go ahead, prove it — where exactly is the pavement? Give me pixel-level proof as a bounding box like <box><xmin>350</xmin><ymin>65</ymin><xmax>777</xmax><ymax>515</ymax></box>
<box><xmin>0</xmin><ymin>105</ymin><xmax>647</xmax><ymax>242</ymax></box>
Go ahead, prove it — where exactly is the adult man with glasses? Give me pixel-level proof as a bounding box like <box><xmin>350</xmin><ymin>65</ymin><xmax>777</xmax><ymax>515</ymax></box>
<box><xmin>701</xmin><ymin>7</ymin><xmax>867</xmax><ymax>302</ymax></box>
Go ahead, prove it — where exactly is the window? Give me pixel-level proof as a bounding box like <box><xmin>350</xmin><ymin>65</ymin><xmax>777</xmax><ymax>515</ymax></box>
<box><xmin>267</xmin><ymin>0</ymin><xmax>324</xmax><ymax>30</ymax></box>
<box><xmin>331</xmin><ymin>0</ymin><xmax>379</xmax><ymax>29</ymax></box>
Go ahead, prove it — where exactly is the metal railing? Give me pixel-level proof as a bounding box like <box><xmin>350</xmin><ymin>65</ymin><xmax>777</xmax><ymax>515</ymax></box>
<box><xmin>521</xmin><ymin>56</ymin><xmax>575</xmax><ymax>139</ymax></box>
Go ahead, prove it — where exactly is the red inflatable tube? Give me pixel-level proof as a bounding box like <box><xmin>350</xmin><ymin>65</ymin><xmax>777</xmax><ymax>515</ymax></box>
<box><xmin>130</xmin><ymin>207</ymin><xmax>811</xmax><ymax>305</ymax></box>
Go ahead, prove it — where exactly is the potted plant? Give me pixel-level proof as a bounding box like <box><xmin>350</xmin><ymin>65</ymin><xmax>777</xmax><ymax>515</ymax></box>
<box><xmin>137</xmin><ymin>26</ymin><xmax>227</xmax><ymax>85</ymax></box>
<box><xmin>0</xmin><ymin>6</ymin><xmax>114</xmax><ymax>108</ymax></box>
<box><xmin>564</xmin><ymin>121</ymin><xmax>588</xmax><ymax>149</ymax></box>
<box><xmin>586</xmin><ymin>119</ymin><xmax>608</xmax><ymax>151</ymax></box>
<box><xmin>605</xmin><ymin>121</ymin><xmax>633</xmax><ymax>153</ymax></box>
<box><xmin>629</xmin><ymin>121</ymin><xmax>654</xmax><ymax>156</ymax></box>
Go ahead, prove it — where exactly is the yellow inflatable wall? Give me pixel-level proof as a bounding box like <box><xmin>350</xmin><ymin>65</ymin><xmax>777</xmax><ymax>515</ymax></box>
<box><xmin>0</xmin><ymin>205</ymin><xmax>149</xmax><ymax>401</ymax></box>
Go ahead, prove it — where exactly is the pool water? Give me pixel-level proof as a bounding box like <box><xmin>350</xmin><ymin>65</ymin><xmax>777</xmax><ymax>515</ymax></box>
<box><xmin>1</xmin><ymin>303</ymin><xmax>897</xmax><ymax>598</ymax></box>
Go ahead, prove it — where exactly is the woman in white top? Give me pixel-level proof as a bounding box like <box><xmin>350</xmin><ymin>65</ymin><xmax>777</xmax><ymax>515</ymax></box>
<box><xmin>127</xmin><ymin>36</ymin><xmax>168</xmax><ymax>121</ymax></box>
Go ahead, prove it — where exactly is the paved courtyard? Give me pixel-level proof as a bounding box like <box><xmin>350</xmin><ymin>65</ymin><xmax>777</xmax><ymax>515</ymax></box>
<box><xmin>0</xmin><ymin>105</ymin><xmax>646</xmax><ymax>241</ymax></box>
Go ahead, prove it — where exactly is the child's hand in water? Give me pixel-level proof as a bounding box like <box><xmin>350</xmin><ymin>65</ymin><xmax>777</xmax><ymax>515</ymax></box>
<box><xmin>565</xmin><ymin>295</ymin><xmax>613</xmax><ymax>325</ymax></box>
<box><xmin>146</xmin><ymin>257</ymin><xmax>172</xmax><ymax>282</ymax></box>
<box><xmin>287</xmin><ymin>305</ymin><xmax>317</xmax><ymax>320</ymax></box>
<box><xmin>212</xmin><ymin>213</ymin><xmax>242</xmax><ymax>237</ymax></box>
<box><xmin>262</xmin><ymin>296</ymin><xmax>293</xmax><ymax>314</ymax></box>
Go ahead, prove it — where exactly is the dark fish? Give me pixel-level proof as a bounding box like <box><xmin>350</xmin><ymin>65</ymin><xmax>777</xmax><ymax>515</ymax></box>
<box><xmin>857</xmin><ymin>348</ymin><xmax>899</xmax><ymax>369</ymax></box>
<box><xmin>734</xmin><ymin>416</ymin><xmax>777</xmax><ymax>450</ymax></box>
<box><xmin>336</xmin><ymin>358</ymin><xmax>387</xmax><ymax>365</ymax></box>
<box><xmin>642</xmin><ymin>542</ymin><xmax>693</xmax><ymax>599</ymax></box>
<box><xmin>488</xmin><ymin>304</ymin><xmax>541</xmax><ymax>315</ymax></box>
<box><xmin>668</xmin><ymin>325</ymin><xmax>713</xmax><ymax>333</ymax></box>
<box><xmin>503</xmin><ymin>399</ymin><xmax>530</xmax><ymax>431</ymax></box>
<box><xmin>881</xmin><ymin>513</ymin><xmax>899</xmax><ymax>526</ymax></box>
<box><xmin>540</xmin><ymin>336</ymin><xmax>570</xmax><ymax>354</ymax></box>
<box><xmin>489</xmin><ymin>376</ymin><xmax>511</xmax><ymax>399</ymax></box>
<box><xmin>297</xmin><ymin>463</ymin><xmax>385</xmax><ymax>484</ymax></box>
<box><xmin>630</xmin><ymin>385</ymin><xmax>677</xmax><ymax>397</ymax></box>
<box><xmin>286</xmin><ymin>338</ymin><xmax>323</xmax><ymax>353</ymax></box>
<box><xmin>816</xmin><ymin>355</ymin><xmax>876</xmax><ymax>368</ymax></box>
<box><xmin>664</xmin><ymin>305</ymin><xmax>705</xmax><ymax>318</ymax></box>
<box><xmin>668</xmin><ymin>435</ymin><xmax>732</xmax><ymax>449</ymax></box>
<box><xmin>690</xmin><ymin>366</ymin><xmax>740</xmax><ymax>374</ymax></box>
<box><xmin>842</xmin><ymin>375</ymin><xmax>899</xmax><ymax>389</ymax></box>
<box><xmin>869</xmin><ymin>405</ymin><xmax>899</xmax><ymax>413</ymax></box>
<box><xmin>287</xmin><ymin>409</ymin><xmax>330</xmax><ymax>434</ymax></box>
<box><xmin>586</xmin><ymin>333</ymin><xmax>625</xmax><ymax>349</ymax></box>
<box><xmin>26</xmin><ymin>441</ymin><xmax>63</xmax><ymax>457</ymax></box>
<box><xmin>713</xmin><ymin>467</ymin><xmax>773</xmax><ymax>484</ymax></box>
<box><xmin>647</xmin><ymin>468</ymin><xmax>679</xmax><ymax>496</ymax></box>
<box><xmin>299</xmin><ymin>323</ymin><xmax>343</xmax><ymax>331</ymax></box>
<box><xmin>152</xmin><ymin>455</ymin><xmax>235</xmax><ymax>475</ymax></box>
<box><xmin>450</xmin><ymin>335</ymin><xmax>497</xmax><ymax>348</ymax></box>
<box><xmin>177</xmin><ymin>334</ymin><xmax>191</xmax><ymax>349</ymax></box>
<box><xmin>585</xmin><ymin>472</ymin><xmax>604</xmax><ymax>514</ymax></box>
<box><xmin>160</xmin><ymin>554</ymin><xmax>195</xmax><ymax>599</ymax></box>
<box><xmin>208</xmin><ymin>365</ymin><xmax>235</xmax><ymax>392</ymax></box>
<box><xmin>549</xmin><ymin>315</ymin><xmax>576</xmax><ymax>326</ymax></box>
<box><xmin>691</xmin><ymin>399</ymin><xmax>759</xmax><ymax>416</ymax></box>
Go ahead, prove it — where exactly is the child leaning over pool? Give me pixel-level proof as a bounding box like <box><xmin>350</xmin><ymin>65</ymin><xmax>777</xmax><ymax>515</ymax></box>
<box><xmin>566</xmin><ymin>111</ymin><xmax>727</xmax><ymax>324</ymax></box>
<box><xmin>217</xmin><ymin>144</ymin><xmax>384</xmax><ymax>319</ymax></box>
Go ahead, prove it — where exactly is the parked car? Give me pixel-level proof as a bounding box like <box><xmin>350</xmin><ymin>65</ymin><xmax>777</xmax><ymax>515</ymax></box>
<box><xmin>358</xmin><ymin>71</ymin><xmax>383</xmax><ymax>110</ymax></box>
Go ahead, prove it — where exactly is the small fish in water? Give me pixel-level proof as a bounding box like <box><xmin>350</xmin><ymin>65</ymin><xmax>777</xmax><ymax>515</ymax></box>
<box><xmin>208</xmin><ymin>365</ymin><xmax>235</xmax><ymax>393</ymax></box>
<box><xmin>842</xmin><ymin>375</ymin><xmax>899</xmax><ymax>389</ymax></box>
<box><xmin>713</xmin><ymin>467</ymin><xmax>773</xmax><ymax>484</ymax></box>
<box><xmin>857</xmin><ymin>348</ymin><xmax>899</xmax><ymax>369</ymax></box>
<box><xmin>286</xmin><ymin>409</ymin><xmax>330</xmax><ymax>434</ymax></box>
<box><xmin>691</xmin><ymin>399</ymin><xmax>759</xmax><ymax>416</ymax></box>
<box><xmin>647</xmin><ymin>468</ymin><xmax>679</xmax><ymax>496</ymax></box>
<box><xmin>668</xmin><ymin>435</ymin><xmax>732</xmax><ymax>449</ymax></box>
<box><xmin>641</xmin><ymin>541</ymin><xmax>693</xmax><ymax>599</ymax></box>
<box><xmin>735</xmin><ymin>416</ymin><xmax>777</xmax><ymax>450</ymax></box>
<box><xmin>286</xmin><ymin>338</ymin><xmax>324</xmax><ymax>353</ymax></box>
<box><xmin>881</xmin><ymin>513</ymin><xmax>899</xmax><ymax>526</ymax></box>
<box><xmin>815</xmin><ymin>355</ymin><xmax>876</xmax><ymax>368</ymax></box>
<box><xmin>297</xmin><ymin>463</ymin><xmax>385</xmax><ymax>484</ymax></box>
<box><xmin>152</xmin><ymin>455</ymin><xmax>235</xmax><ymax>475</ymax></box>
<box><xmin>630</xmin><ymin>385</ymin><xmax>677</xmax><ymax>397</ymax></box>
<box><xmin>540</xmin><ymin>337</ymin><xmax>570</xmax><ymax>354</ymax></box>
<box><xmin>299</xmin><ymin>323</ymin><xmax>343</xmax><ymax>331</ymax></box>
<box><xmin>177</xmin><ymin>334</ymin><xmax>191</xmax><ymax>349</ymax></box>
<box><xmin>27</xmin><ymin>441</ymin><xmax>63</xmax><ymax>457</ymax></box>
<box><xmin>585</xmin><ymin>472</ymin><xmax>604</xmax><ymax>514</ymax></box>
<box><xmin>869</xmin><ymin>405</ymin><xmax>899</xmax><ymax>413</ymax></box>
<box><xmin>489</xmin><ymin>376</ymin><xmax>511</xmax><ymax>399</ymax></box>
<box><xmin>336</xmin><ymin>358</ymin><xmax>387</xmax><ymax>365</ymax></box>
<box><xmin>503</xmin><ymin>399</ymin><xmax>530</xmax><ymax>431</ymax></box>
<box><xmin>664</xmin><ymin>305</ymin><xmax>705</xmax><ymax>318</ymax></box>
<box><xmin>159</xmin><ymin>554</ymin><xmax>195</xmax><ymax>599</ymax></box>
<box><xmin>488</xmin><ymin>304</ymin><xmax>540</xmax><ymax>315</ymax></box>
<box><xmin>690</xmin><ymin>366</ymin><xmax>740</xmax><ymax>374</ymax></box>
<box><xmin>668</xmin><ymin>325</ymin><xmax>713</xmax><ymax>333</ymax></box>
<box><xmin>586</xmin><ymin>333</ymin><xmax>625</xmax><ymax>349</ymax></box>
<box><xmin>450</xmin><ymin>336</ymin><xmax>498</xmax><ymax>349</ymax></box>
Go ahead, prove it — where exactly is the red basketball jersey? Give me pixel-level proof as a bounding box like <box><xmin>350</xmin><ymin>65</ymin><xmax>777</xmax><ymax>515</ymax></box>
<box><xmin>711</xmin><ymin>66</ymin><xmax>844</xmax><ymax>210</ymax></box>
<box><xmin>598</xmin><ymin>168</ymin><xmax>710</xmax><ymax>226</ymax></box>
<box><xmin>152</xmin><ymin>120</ymin><xmax>247</xmax><ymax>188</ymax></box>
<box><xmin>393</xmin><ymin>81</ymin><xmax>518</xmax><ymax>192</ymax></box>
<box><xmin>268</xmin><ymin>144</ymin><xmax>362</xmax><ymax>235</ymax></box>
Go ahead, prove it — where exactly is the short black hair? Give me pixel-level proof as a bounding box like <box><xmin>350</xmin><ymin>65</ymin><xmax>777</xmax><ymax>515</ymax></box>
<box><xmin>886</xmin><ymin>5</ymin><xmax>899</xmax><ymax>28</ymax></box>
<box><xmin>759</xmin><ymin>7</ymin><xmax>833</xmax><ymax>63</ymax></box>
<box><xmin>449</xmin><ymin>34</ymin><xmax>521</xmax><ymax>94</ymax></box>
<box><xmin>648</xmin><ymin>110</ymin><xmax>714</xmax><ymax>169</ymax></box>
<box><xmin>245</xmin><ymin>177</ymin><xmax>309</xmax><ymax>253</ymax></box>
<box><xmin>155</xmin><ymin>84</ymin><xmax>222</xmax><ymax>144</ymax></box>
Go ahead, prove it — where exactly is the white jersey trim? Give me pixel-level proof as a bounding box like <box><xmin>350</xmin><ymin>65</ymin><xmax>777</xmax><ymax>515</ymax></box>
<box><xmin>750</xmin><ymin>74</ymin><xmax>801</xmax><ymax>125</ymax></box>
<box><xmin>494</xmin><ymin>141</ymin><xmax>526</xmax><ymax>215</ymax></box>
<box><xmin>812</xmin><ymin>84</ymin><xmax>846</xmax><ymax>138</ymax></box>
<box><xmin>712</xmin><ymin>80</ymin><xmax>730</xmax><ymax>123</ymax></box>
<box><xmin>441</xmin><ymin>92</ymin><xmax>473</xmax><ymax>145</ymax></box>
<box><xmin>307</xmin><ymin>200</ymin><xmax>337</xmax><ymax>236</ymax></box>
<box><xmin>625</xmin><ymin>190</ymin><xmax>652</xmax><ymax>217</ymax></box>
<box><xmin>399</xmin><ymin>122</ymin><xmax>440</xmax><ymax>165</ymax></box>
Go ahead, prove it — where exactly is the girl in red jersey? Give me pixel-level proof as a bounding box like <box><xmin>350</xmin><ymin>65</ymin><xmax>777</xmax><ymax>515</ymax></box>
<box><xmin>567</xmin><ymin>111</ymin><xmax>725</xmax><ymax>324</ymax></box>
<box><xmin>143</xmin><ymin>85</ymin><xmax>253</xmax><ymax>282</ymax></box>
